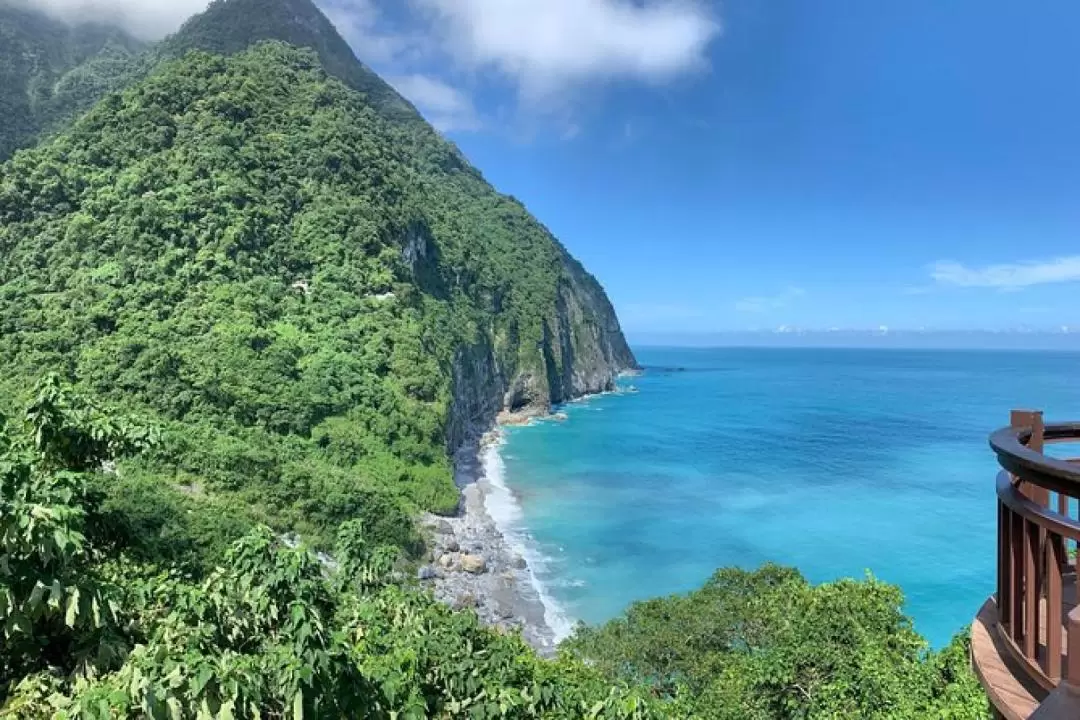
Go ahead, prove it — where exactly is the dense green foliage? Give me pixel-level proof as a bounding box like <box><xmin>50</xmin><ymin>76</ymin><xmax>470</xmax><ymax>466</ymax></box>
<box><xmin>0</xmin><ymin>41</ymin><xmax>619</xmax><ymax>555</ymax></box>
<box><xmin>565</xmin><ymin>565</ymin><xmax>989</xmax><ymax>719</ymax></box>
<box><xmin>0</xmin><ymin>378</ymin><xmax>664</xmax><ymax>717</ymax></box>
<box><xmin>0</xmin><ymin>3</ymin><xmax>146</xmax><ymax>161</ymax></box>
<box><xmin>161</xmin><ymin>0</ymin><xmax>425</xmax><ymax>129</ymax></box>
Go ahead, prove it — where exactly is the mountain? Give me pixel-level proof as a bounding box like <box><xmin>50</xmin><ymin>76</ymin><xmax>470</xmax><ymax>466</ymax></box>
<box><xmin>0</xmin><ymin>2</ymin><xmax>635</xmax><ymax>557</ymax></box>
<box><xmin>158</xmin><ymin>0</ymin><xmax>637</xmax><ymax>441</ymax></box>
<box><xmin>160</xmin><ymin>0</ymin><xmax>423</xmax><ymax>128</ymax></box>
<box><xmin>0</xmin><ymin>2</ymin><xmax>147</xmax><ymax>160</ymax></box>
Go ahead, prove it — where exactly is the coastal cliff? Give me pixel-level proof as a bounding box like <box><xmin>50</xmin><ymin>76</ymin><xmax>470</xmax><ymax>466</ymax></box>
<box><xmin>0</xmin><ymin>0</ymin><xmax>636</xmax><ymax>558</ymax></box>
<box><xmin>163</xmin><ymin>0</ymin><xmax>638</xmax><ymax>445</ymax></box>
<box><xmin>447</xmin><ymin>256</ymin><xmax>637</xmax><ymax>449</ymax></box>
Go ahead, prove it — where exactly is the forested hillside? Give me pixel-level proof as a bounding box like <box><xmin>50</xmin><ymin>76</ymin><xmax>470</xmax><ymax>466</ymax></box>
<box><xmin>161</xmin><ymin>0</ymin><xmax>424</xmax><ymax>128</ymax></box>
<box><xmin>0</xmin><ymin>39</ymin><xmax>634</xmax><ymax>557</ymax></box>
<box><xmin>0</xmin><ymin>2</ymin><xmax>147</xmax><ymax>160</ymax></box>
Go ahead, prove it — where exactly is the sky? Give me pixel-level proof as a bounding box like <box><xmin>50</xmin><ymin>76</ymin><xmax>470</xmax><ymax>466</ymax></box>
<box><xmin>27</xmin><ymin>0</ymin><xmax>1080</xmax><ymax>338</ymax></box>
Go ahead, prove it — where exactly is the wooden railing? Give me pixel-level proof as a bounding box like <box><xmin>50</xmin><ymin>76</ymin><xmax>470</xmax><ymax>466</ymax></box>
<box><xmin>989</xmin><ymin>410</ymin><xmax>1080</xmax><ymax>714</ymax></box>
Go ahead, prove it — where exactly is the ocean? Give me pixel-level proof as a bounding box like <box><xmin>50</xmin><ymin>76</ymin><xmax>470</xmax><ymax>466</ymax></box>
<box><xmin>487</xmin><ymin>346</ymin><xmax>1080</xmax><ymax>647</ymax></box>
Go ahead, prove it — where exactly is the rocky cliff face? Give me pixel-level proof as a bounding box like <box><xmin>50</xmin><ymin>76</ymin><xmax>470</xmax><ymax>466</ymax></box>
<box><xmin>447</xmin><ymin>253</ymin><xmax>637</xmax><ymax>450</ymax></box>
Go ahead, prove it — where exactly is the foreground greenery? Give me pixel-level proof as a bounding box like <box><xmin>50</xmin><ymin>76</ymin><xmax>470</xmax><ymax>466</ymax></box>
<box><xmin>0</xmin><ymin>378</ymin><xmax>662</xmax><ymax>717</ymax></box>
<box><xmin>0</xmin><ymin>380</ymin><xmax>990</xmax><ymax>717</ymax></box>
<box><xmin>567</xmin><ymin>566</ymin><xmax>989</xmax><ymax>719</ymax></box>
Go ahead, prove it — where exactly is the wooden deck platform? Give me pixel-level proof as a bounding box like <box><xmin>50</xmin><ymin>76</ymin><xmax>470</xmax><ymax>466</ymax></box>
<box><xmin>978</xmin><ymin>414</ymin><xmax>1080</xmax><ymax>718</ymax></box>
<box><xmin>971</xmin><ymin>573</ymin><xmax>1080</xmax><ymax>720</ymax></box>
<box><xmin>972</xmin><ymin>597</ymin><xmax>1047</xmax><ymax>720</ymax></box>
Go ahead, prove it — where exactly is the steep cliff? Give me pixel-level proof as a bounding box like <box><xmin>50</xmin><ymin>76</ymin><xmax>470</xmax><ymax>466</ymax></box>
<box><xmin>0</xmin><ymin>0</ymin><xmax>636</xmax><ymax>461</ymax></box>
<box><xmin>0</xmin><ymin>28</ymin><xmax>635</xmax><ymax>550</ymax></box>
<box><xmin>157</xmin><ymin>0</ymin><xmax>637</xmax><ymax>441</ymax></box>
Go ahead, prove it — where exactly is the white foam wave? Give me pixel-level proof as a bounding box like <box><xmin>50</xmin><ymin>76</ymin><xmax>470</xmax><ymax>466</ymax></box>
<box><xmin>480</xmin><ymin>438</ymin><xmax>577</xmax><ymax>642</ymax></box>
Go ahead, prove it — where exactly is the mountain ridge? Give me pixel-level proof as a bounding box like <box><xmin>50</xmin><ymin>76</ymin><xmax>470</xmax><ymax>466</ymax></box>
<box><xmin>160</xmin><ymin>0</ymin><xmax>427</xmax><ymax>130</ymax></box>
<box><xmin>0</xmin><ymin>0</ymin><xmax>636</xmax><ymax>559</ymax></box>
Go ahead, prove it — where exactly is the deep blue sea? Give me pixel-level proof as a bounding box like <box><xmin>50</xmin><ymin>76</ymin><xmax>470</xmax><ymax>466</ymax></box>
<box><xmin>494</xmin><ymin>347</ymin><xmax>1080</xmax><ymax>647</ymax></box>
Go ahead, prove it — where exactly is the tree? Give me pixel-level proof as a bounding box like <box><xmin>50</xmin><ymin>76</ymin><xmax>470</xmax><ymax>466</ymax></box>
<box><xmin>0</xmin><ymin>379</ymin><xmax>666</xmax><ymax>718</ymax></box>
<box><xmin>564</xmin><ymin>565</ymin><xmax>989</xmax><ymax>719</ymax></box>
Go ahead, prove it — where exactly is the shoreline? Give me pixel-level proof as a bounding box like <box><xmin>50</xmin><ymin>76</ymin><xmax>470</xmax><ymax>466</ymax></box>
<box><xmin>420</xmin><ymin>381</ymin><xmax>637</xmax><ymax>654</ymax></box>
<box><xmin>421</xmin><ymin>428</ymin><xmax>564</xmax><ymax>655</ymax></box>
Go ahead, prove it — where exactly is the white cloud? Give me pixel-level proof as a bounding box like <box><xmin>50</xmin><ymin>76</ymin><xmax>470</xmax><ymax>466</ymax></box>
<box><xmin>322</xmin><ymin>0</ymin><xmax>428</xmax><ymax>66</ymax></box>
<box><xmin>735</xmin><ymin>287</ymin><xmax>806</xmax><ymax>314</ymax></box>
<box><xmin>388</xmin><ymin>74</ymin><xmax>481</xmax><ymax>132</ymax></box>
<box><xmin>930</xmin><ymin>256</ymin><xmax>1080</xmax><ymax>290</ymax></box>
<box><xmin>417</xmin><ymin>0</ymin><xmax>719</xmax><ymax>97</ymax></box>
<box><xmin>22</xmin><ymin>0</ymin><xmax>721</xmax><ymax>134</ymax></box>
<box><xmin>19</xmin><ymin>0</ymin><xmax>209</xmax><ymax>39</ymax></box>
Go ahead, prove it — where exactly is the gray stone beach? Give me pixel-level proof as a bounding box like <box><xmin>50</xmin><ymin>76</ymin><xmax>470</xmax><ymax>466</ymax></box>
<box><xmin>418</xmin><ymin>429</ymin><xmax>558</xmax><ymax>655</ymax></box>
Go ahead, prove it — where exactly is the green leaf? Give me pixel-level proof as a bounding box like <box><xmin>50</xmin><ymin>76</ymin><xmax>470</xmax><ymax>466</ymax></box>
<box><xmin>27</xmin><ymin>580</ymin><xmax>46</xmax><ymax>610</ymax></box>
<box><xmin>292</xmin><ymin>689</ymin><xmax>304</xmax><ymax>720</ymax></box>
<box><xmin>65</xmin><ymin>587</ymin><xmax>80</xmax><ymax>628</ymax></box>
<box><xmin>192</xmin><ymin>667</ymin><xmax>213</xmax><ymax>696</ymax></box>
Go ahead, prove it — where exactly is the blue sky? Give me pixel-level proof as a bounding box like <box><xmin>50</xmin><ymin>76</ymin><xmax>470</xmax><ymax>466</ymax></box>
<box><xmin>317</xmin><ymin>0</ymin><xmax>1080</xmax><ymax>336</ymax></box>
<box><xmin>57</xmin><ymin>0</ymin><xmax>1080</xmax><ymax>336</ymax></box>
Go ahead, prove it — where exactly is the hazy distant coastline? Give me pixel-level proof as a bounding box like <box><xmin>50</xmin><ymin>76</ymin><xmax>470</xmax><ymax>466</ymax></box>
<box><xmin>628</xmin><ymin>329</ymin><xmax>1080</xmax><ymax>351</ymax></box>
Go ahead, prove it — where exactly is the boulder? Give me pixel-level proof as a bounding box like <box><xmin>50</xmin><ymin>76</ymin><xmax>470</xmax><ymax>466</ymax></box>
<box><xmin>417</xmin><ymin>566</ymin><xmax>437</xmax><ymax>581</ymax></box>
<box><xmin>437</xmin><ymin>553</ymin><xmax>455</xmax><ymax>569</ymax></box>
<box><xmin>460</xmin><ymin>554</ymin><xmax>487</xmax><ymax>574</ymax></box>
<box><xmin>452</xmin><ymin>592</ymin><xmax>477</xmax><ymax>610</ymax></box>
<box><xmin>435</xmin><ymin>519</ymin><xmax>453</xmax><ymax>534</ymax></box>
<box><xmin>511</xmin><ymin>555</ymin><xmax>528</xmax><ymax>570</ymax></box>
<box><xmin>444</xmin><ymin>538</ymin><xmax>460</xmax><ymax>553</ymax></box>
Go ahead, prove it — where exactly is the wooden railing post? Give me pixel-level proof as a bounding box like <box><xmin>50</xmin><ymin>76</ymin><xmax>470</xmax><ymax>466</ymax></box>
<box><xmin>1012</xmin><ymin>409</ymin><xmax>1047</xmax><ymax>504</ymax></box>
<box><xmin>1010</xmin><ymin>410</ymin><xmax>1047</xmax><ymax>661</ymax></box>
<box><xmin>1047</xmin><ymin>530</ymin><xmax>1066</xmax><ymax>680</ymax></box>
<box><xmin>1067</xmin><ymin>606</ymin><xmax>1080</xmax><ymax>687</ymax></box>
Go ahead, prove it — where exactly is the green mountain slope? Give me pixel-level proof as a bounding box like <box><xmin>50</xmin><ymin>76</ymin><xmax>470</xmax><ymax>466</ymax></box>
<box><xmin>161</xmin><ymin>0</ymin><xmax>423</xmax><ymax>128</ymax></box>
<box><xmin>0</xmin><ymin>2</ymin><xmax>147</xmax><ymax>160</ymax></box>
<box><xmin>0</xmin><ymin>38</ymin><xmax>634</xmax><ymax>555</ymax></box>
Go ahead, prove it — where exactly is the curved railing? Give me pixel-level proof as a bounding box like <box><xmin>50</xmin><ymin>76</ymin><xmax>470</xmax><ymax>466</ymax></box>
<box><xmin>989</xmin><ymin>411</ymin><xmax>1080</xmax><ymax>695</ymax></box>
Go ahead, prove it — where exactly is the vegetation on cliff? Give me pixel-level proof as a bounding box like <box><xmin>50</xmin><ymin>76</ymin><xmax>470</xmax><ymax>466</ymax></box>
<box><xmin>0</xmin><ymin>3</ymin><xmax>147</xmax><ymax>161</ymax></box>
<box><xmin>0</xmin><ymin>41</ymin><xmax>633</xmax><ymax>558</ymax></box>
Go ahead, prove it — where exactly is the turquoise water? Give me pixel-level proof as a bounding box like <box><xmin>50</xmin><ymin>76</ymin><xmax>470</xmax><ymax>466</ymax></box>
<box><xmin>498</xmin><ymin>347</ymin><xmax>1080</xmax><ymax>647</ymax></box>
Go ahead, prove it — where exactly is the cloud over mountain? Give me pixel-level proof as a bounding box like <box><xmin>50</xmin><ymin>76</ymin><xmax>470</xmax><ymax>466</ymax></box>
<box><xmin>17</xmin><ymin>0</ymin><xmax>209</xmax><ymax>38</ymax></box>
